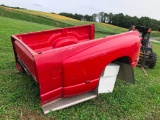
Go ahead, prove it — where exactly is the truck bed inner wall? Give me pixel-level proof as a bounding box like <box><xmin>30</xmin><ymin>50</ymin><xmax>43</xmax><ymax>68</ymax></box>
<box><xmin>16</xmin><ymin>24</ymin><xmax>95</xmax><ymax>53</ymax></box>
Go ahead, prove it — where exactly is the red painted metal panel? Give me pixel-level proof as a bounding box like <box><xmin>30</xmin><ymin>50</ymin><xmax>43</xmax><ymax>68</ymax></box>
<box><xmin>15</xmin><ymin>24</ymin><xmax>95</xmax><ymax>53</ymax></box>
<box><xmin>11</xmin><ymin>24</ymin><xmax>141</xmax><ymax>105</ymax></box>
<box><xmin>63</xmin><ymin>79</ymin><xmax>99</xmax><ymax>98</ymax></box>
<box><xmin>62</xmin><ymin>32</ymin><xmax>141</xmax><ymax>89</ymax></box>
<box><xmin>14</xmin><ymin>41</ymin><xmax>37</xmax><ymax>81</ymax></box>
<box><xmin>11</xmin><ymin>24</ymin><xmax>95</xmax><ymax>104</ymax></box>
<box><xmin>40</xmin><ymin>87</ymin><xmax>62</xmax><ymax>105</ymax></box>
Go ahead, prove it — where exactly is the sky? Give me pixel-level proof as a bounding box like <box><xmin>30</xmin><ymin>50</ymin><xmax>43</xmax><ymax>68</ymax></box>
<box><xmin>0</xmin><ymin>0</ymin><xmax>160</xmax><ymax>20</ymax></box>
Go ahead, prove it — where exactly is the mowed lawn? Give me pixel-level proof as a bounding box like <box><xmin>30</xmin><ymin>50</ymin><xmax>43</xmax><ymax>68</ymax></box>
<box><xmin>0</xmin><ymin>16</ymin><xmax>160</xmax><ymax>120</ymax></box>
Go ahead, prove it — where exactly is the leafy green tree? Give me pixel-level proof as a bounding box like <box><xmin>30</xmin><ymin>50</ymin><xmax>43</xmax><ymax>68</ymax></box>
<box><xmin>92</xmin><ymin>13</ymin><xmax>97</xmax><ymax>22</ymax></box>
<box><xmin>59</xmin><ymin>12</ymin><xmax>160</xmax><ymax>31</ymax></box>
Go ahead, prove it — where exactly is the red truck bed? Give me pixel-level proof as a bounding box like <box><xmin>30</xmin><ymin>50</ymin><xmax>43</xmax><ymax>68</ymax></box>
<box><xmin>11</xmin><ymin>24</ymin><xmax>141</xmax><ymax>113</ymax></box>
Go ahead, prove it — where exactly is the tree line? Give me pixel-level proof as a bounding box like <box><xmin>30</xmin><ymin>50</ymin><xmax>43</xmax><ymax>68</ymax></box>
<box><xmin>59</xmin><ymin>12</ymin><xmax>160</xmax><ymax>31</ymax></box>
<box><xmin>0</xmin><ymin>4</ymin><xmax>26</xmax><ymax>9</ymax></box>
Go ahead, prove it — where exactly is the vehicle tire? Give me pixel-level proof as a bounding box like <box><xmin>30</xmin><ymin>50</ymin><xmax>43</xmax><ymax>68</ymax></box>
<box><xmin>149</xmin><ymin>52</ymin><xmax>157</xmax><ymax>68</ymax></box>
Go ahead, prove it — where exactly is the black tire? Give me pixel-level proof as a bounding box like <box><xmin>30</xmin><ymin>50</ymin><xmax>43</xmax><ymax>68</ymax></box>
<box><xmin>149</xmin><ymin>52</ymin><xmax>157</xmax><ymax>68</ymax></box>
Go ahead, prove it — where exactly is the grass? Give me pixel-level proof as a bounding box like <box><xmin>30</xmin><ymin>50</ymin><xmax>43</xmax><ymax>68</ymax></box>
<box><xmin>151</xmin><ymin>31</ymin><xmax>160</xmax><ymax>37</ymax></box>
<box><xmin>14</xmin><ymin>8</ymin><xmax>79</xmax><ymax>24</ymax></box>
<box><xmin>0</xmin><ymin>6</ymin><xmax>127</xmax><ymax>36</ymax></box>
<box><xmin>15</xmin><ymin>8</ymin><xmax>128</xmax><ymax>35</ymax></box>
<box><xmin>1</xmin><ymin>5</ymin><xmax>160</xmax><ymax>37</ymax></box>
<box><xmin>0</xmin><ymin>6</ymin><xmax>71</xmax><ymax>28</ymax></box>
<box><xmin>0</xmin><ymin>15</ymin><xmax>160</xmax><ymax>119</ymax></box>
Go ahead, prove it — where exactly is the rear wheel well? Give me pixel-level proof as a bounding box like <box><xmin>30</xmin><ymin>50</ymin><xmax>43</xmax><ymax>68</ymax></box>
<box><xmin>100</xmin><ymin>56</ymin><xmax>130</xmax><ymax>76</ymax></box>
<box><xmin>98</xmin><ymin>57</ymin><xmax>130</xmax><ymax>94</ymax></box>
<box><xmin>113</xmin><ymin>56</ymin><xmax>130</xmax><ymax>64</ymax></box>
<box><xmin>97</xmin><ymin>56</ymin><xmax>134</xmax><ymax>94</ymax></box>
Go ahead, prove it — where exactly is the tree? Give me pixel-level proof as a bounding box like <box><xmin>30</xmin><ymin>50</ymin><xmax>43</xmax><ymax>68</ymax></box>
<box><xmin>92</xmin><ymin>13</ymin><xmax>97</xmax><ymax>22</ymax></box>
<box><xmin>97</xmin><ymin>12</ymin><xmax>105</xmax><ymax>22</ymax></box>
<box><xmin>58</xmin><ymin>12</ymin><xmax>160</xmax><ymax>31</ymax></box>
<box><xmin>108</xmin><ymin>13</ymin><xmax>113</xmax><ymax>24</ymax></box>
<box><xmin>112</xmin><ymin>13</ymin><xmax>125</xmax><ymax>27</ymax></box>
<box><xmin>83</xmin><ymin>15</ymin><xmax>92</xmax><ymax>21</ymax></box>
<box><xmin>104</xmin><ymin>13</ymin><xmax>109</xmax><ymax>23</ymax></box>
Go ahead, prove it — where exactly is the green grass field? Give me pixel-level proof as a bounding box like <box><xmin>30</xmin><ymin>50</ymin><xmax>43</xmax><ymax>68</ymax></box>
<box><xmin>0</xmin><ymin>6</ymin><xmax>127</xmax><ymax>36</ymax></box>
<box><xmin>0</xmin><ymin>12</ymin><xmax>160</xmax><ymax>120</ymax></box>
